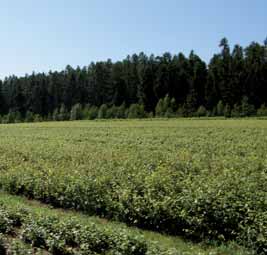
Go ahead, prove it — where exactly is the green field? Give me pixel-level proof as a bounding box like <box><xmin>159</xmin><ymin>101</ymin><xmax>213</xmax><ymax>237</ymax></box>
<box><xmin>0</xmin><ymin>119</ymin><xmax>266</xmax><ymax>254</ymax></box>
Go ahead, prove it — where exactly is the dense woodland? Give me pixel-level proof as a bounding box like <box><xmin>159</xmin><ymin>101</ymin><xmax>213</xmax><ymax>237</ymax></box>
<box><xmin>1</xmin><ymin>38</ymin><xmax>267</xmax><ymax>123</ymax></box>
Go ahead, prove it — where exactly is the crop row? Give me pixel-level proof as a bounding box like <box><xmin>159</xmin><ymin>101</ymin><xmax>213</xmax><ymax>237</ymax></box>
<box><xmin>0</xmin><ymin>120</ymin><xmax>266</xmax><ymax>254</ymax></box>
<box><xmin>0</xmin><ymin>161</ymin><xmax>266</xmax><ymax>254</ymax></box>
<box><xmin>0</xmin><ymin>202</ymin><xmax>182</xmax><ymax>255</ymax></box>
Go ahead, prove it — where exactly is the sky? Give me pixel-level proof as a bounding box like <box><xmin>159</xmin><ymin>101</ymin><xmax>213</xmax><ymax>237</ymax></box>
<box><xmin>1</xmin><ymin>0</ymin><xmax>266</xmax><ymax>78</ymax></box>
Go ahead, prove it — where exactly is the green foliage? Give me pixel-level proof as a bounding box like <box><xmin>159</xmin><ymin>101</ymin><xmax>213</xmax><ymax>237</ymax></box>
<box><xmin>117</xmin><ymin>103</ymin><xmax>127</xmax><ymax>119</ymax></box>
<box><xmin>83</xmin><ymin>105</ymin><xmax>99</xmax><ymax>120</ymax></box>
<box><xmin>106</xmin><ymin>105</ymin><xmax>118</xmax><ymax>119</ymax></box>
<box><xmin>231</xmin><ymin>104</ymin><xmax>241</xmax><ymax>118</ymax></box>
<box><xmin>156</xmin><ymin>95</ymin><xmax>176</xmax><ymax>117</ymax></box>
<box><xmin>70</xmin><ymin>104</ymin><xmax>83</xmax><ymax>120</ymax></box>
<box><xmin>196</xmin><ymin>106</ymin><xmax>207</xmax><ymax>117</ymax></box>
<box><xmin>240</xmin><ymin>96</ymin><xmax>255</xmax><ymax>117</ymax></box>
<box><xmin>25</xmin><ymin>111</ymin><xmax>34</xmax><ymax>123</ymax></box>
<box><xmin>98</xmin><ymin>104</ymin><xmax>108</xmax><ymax>119</ymax></box>
<box><xmin>52</xmin><ymin>108</ymin><xmax>59</xmax><ymax>121</ymax></box>
<box><xmin>1</xmin><ymin>111</ymin><xmax>16</xmax><ymax>124</ymax></box>
<box><xmin>127</xmin><ymin>104</ymin><xmax>145</xmax><ymax>119</ymax></box>
<box><xmin>58</xmin><ymin>104</ymin><xmax>69</xmax><ymax>121</ymax></box>
<box><xmin>0</xmin><ymin>208</ymin><xmax>13</xmax><ymax>233</ymax></box>
<box><xmin>183</xmin><ymin>90</ymin><xmax>198</xmax><ymax>117</ymax></box>
<box><xmin>211</xmin><ymin>107</ymin><xmax>217</xmax><ymax>117</ymax></box>
<box><xmin>176</xmin><ymin>106</ymin><xmax>185</xmax><ymax>117</ymax></box>
<box><xmin>224</xmin><ymin>104</ymin><xmax>231</xmax><ymax>118</ymax></box>
<box><xmin>257</xmin><ymin>104</ymin><xmax>267</xmax><ymax>116</ymax></box>
<box><xmin>0</xmin><ymin>38</ymin><xmax>267</xmax><ymax>123</ymax></box>
<box><xmin>155</xmin><ymin>99</ymin><xmax>164</xmax><ymax>117</ymax></box>
<box><xmin>0</xmin><ymin>234</ymin><xmax>5</xmax><ymax>254</ymax></box>
<box><xmin>217</xmin><ymin>101</ymin><xmax>224</xmax><ymax>116</ymax></box>
<box><xmin>0</xmin><ymin>119</ymin><xmax>266</xmax><ymax>254</ymax></box>
<box><xmin>0</xmin><ymin>203</ymin><xmax>161</xmax><ymax>255</ymax></box>
<box><xmin>14</xmin><ymin>111</ymin><xmax>23</xmax><ymax>123</ymax></box>
<box><xmin>33</xmin><ymin>114</ymin><xmax>42</xmax><ymax>123</ymax></box>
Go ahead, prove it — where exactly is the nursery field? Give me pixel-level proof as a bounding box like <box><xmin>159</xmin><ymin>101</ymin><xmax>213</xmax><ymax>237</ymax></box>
<box><xmin>0</xmin><ymin>119</ymin><xmax>266</xmax><ymax>254</ymax></box>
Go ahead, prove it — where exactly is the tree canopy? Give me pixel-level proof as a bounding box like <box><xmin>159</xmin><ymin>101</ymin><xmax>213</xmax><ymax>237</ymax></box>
<box><xmin>0</xmin><ymin>37</ymin><xmax>267</xmax><ymax>121</ymax></box>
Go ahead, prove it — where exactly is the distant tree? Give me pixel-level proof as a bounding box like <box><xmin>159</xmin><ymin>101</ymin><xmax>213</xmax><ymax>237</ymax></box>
<box><xmin>0</xmin><ymin>37</ymin><xmax>265</xmax><ymax>120</ymax></box>
<box><xmin>25</xmin><ymin>111</ymin><xmax>34</xmax><ymax>122</ymax></box>
<box><xmin>5</xmin><ymin>111</ymin><xmax>16</xmax><ymax>123</ymax></box>
<box><xmin>211</xmin><ymin>106</ymin><xmax>217</xmax><ymax>117</ymax></box>
<box><xmin>128</xmin><ymin>104</ymin><xmax>145</xmax><ymax>118</ymax></box>
<box><xmin>147</xmin><ymin>112</ymin><xmax>154</xmax><ymax>118</ymax></box>
<box><xmin>164</xmin><ymin>108</ymin><xmax>173</xmax><ymax>118</ymax></box>
<box><xmin>70</xmin><ymin>104</ymin><xmax>82</xmax><ymax>120</ymax></box>
<box><xmin>163</xmin><ymin>95</ymin><xmax>171</xmax><ymax>112</ymax></box>
<box><xmin>117</xmin><ymin>103</ymin><xmax>126</xmax><ymax>118</ymax></box>
<box><xmin>34</xmin><ymin>114</ymin><xmax>42</xmax><ymax>122</ymax></box>
<box><xmin>155</xmin><ymin>99</ymin><xmax>164</xmax><ymax>117</ymax></box>
<box><xmin>231</xmin><ymin>104</ymin><xmax>241</xmax><ymax>118</ymax></box>
<box><xmin>52</xmin><ymin>108</ymin><xmax>59</xmax><ymax>121</ymax></box>
<box><xmin>87</xmin><ymin>106</ymin><xmax>99</xmax><ymax>120</ymax></box>
<box><xmin>47</xmin><ymin>113</ymin><xmax>52</xmax><ymax>121</ymax></box>
<box><xmin>82</xmin><ymin>104</ymin><xmax>90</xmax><ymax>119</ymax></box>
<box><xmin>58</xmin><ymin>104</ymin><xmax>69</xmax><ymax>121</ymax></box>
<box><xmin>196</xmin><ymin>105</ymin><xmax>207</xmax><ymax>117</ymax></box>
<box><xmin>98</xmin><ymin>104</ymin><xmax>108</xmax><ymax>119</ymax></box>
<box><xmin>216</xmin><ymin>101</ymin><xmax>224</xmax><ymax>116</ymax></box>
<box><xmin>106</xmin><ymin>105</ymin><xmax>118</xmax><ymax>119</ymax></box>
<box><xmin>257</xmin><ymin>104</ymin><xmax>267</xmax><ymax>116</ymax></box>
<box><xmin>224</xmin><ymin>104</ymin><xmax>231</xmax><ymax>118</ymax></box>
<box><xmin>240</xmin><ymin>96</ymin><xmax>255</xmax><ymax>116</ymax></box>
<box><xmin>183</xmin><ymin>89</ymin><xmax>198</xmax><ymax>117</ymax></box>
<box><xmin>170</xmin><ymin>98</ymin><xmax>177</xmax><ymax>112</ymax></box>
<box><xmin>176</xmin><ymin>106</ymin><xmax>185</xmax><ymax>117</ymax></box>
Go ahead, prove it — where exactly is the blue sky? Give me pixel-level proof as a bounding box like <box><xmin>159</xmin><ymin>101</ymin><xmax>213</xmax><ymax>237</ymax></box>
<box><xmin>1</xmin><ymin>0</ymin><xmax>266</xmax><ymax>78</ymax></box>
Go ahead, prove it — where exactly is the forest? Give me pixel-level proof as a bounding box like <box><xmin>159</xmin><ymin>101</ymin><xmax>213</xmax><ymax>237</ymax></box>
<box><xmin>0</xmin><ymin>37</ymin><xmax>267</xmax><ymax>122</ymax></box>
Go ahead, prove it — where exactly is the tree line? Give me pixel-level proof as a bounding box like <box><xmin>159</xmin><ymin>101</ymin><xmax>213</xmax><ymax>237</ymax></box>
<box><xmin>0</xmin><ymin>37</ymin><xmax>267</xmax><ymax>123</ymax></box>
